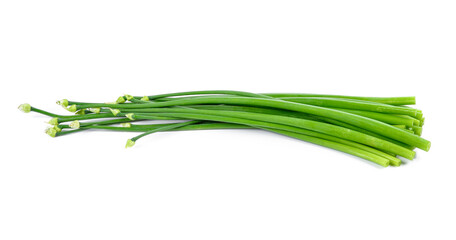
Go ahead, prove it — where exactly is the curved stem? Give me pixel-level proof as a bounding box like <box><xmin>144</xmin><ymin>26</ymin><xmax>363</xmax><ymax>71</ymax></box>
<box><xmin>263</xmin><ymin>93</ymin><xmax>416</xmax><ymax>105</ymax></box>
<box><xmin>129</xmin><ymin>110</ymin><xmax>415</xmax><ymax>160</ymax></box>
<box><xmin>75</xmin><ymin>96</ymin><xmax>429</xmax><ymax>151</ymax></box>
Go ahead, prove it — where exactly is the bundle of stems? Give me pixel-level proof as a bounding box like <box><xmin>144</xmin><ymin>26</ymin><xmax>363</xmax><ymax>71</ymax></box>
<box><xmin>18</xmin><ymin>90</ymin><xmax>430</xmax><ymax>167</ymax></box>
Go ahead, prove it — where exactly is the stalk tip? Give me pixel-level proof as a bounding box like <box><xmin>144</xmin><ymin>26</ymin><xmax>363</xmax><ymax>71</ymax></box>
<box><xmin>124</xmin><ymin>94</ymin><xmax>134</xmax><ymax>101</ymax></box>
<box><xmin>116</xmin><ymin>96</ymin><xmax>126</xmax><ymax>104</ymax></box>
<box><xmin>53</xmin><ymin>125</ymin><xmax>62</xmax><ymax>132</ymax></box>
<box><xmin>67</xmin><ymin>104</ymin><xmax>77</xmax><ymax>112</ymax></box>
<box><xmin>89</xmin><ymin>108</ymin><xmax>101</xmax><ymax>113</ymax></box>
<box><xmin>56</xmin><ymin>99</ymin><xmax>69</xmax><ymax>107</ymax></box>
<box><xmin>69</xmin><ymin>120</ymin><xmax>80</xmax><ymax>129</ymax></box>
<box><xmin>121</xmin><ymin>123</ymin><xmax>132</xmax><ymax>128</ymax></box>
<box><xmin>126</xmin><ymin>113</ymin><xmax>136</xmax><ymax>120</ymax></box>
<box><xmin>125</xmin><ymin>139</ymin><xmax>136</xmax><ymax>148</ymax></box>
<box><xmin>75</xmin><ymin>109</ymin><xmax>86</xmax><ymax>115</ymax></box>
<box><xmin>109</xmin><ymin>108</ymin><xmax>121</xmax><ymax>116</ymax></box>
<box><xmin>18</xmin><ymin>103</ymin><xmax>32</xmax><ymax>113</ymax></box>
<box><xmin>48</xmin><ymin>117</ymin><xmax>59</xmax><ymax>125</ymax></box>
<box><xmin>140</xmin><ymin>96</ymin><xmax>150</xmax><ymax>101</ymax></box>
<box><xmin>45</xmin><ymin>127</ymin><xmax>57</xmax><ymax>137</ymax></box>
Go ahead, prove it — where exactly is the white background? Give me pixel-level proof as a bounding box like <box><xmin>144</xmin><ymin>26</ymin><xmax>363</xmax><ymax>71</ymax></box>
<box><xmin>1</xmin><ymin>1</ymin><xmax>455</xmax><ymax>239</ymax></box>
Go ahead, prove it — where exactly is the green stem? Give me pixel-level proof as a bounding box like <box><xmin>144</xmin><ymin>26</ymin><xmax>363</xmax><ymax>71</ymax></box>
<box><xmin>128</xmin><ymin>110</ymin><xmax>415</xmax><ymax>160</ymax></box>
<box><xmin>138</xmin><ymin>90</ymin><xmax>273</xmax><ymax>100</ymax></box>
<box><xmin>329</xmin><ymin>108</ymin><xmax>418</xmax><ymax>127</ymax></box>
<box><xmin>30</xmin><ymin>107</ymin><xmax>63</xmax><ymax>118</ymax></box>
<box><xmin>265</xmin><ymin>128</ymin><xmax>391</xmax><ymax>167</ymax></box>
<box><xmin>130</xmin><ymin>120</ymin><xmax>200</xmax><ymax>142</ymax></box>
<box><xmin>263</xmin><ymin>93</ymin><xmax>416</xmax><ymax>105</ymax></box>
<box><xmin>79</xmin><ymin>119</ymin><xmax>399</xmax><ymax>166</ymax></box>
<box><xmin>76</xmin><ymin>96</ymin><xmax>429</xmax><ymax>151</ymax></box>
<box><xmin>278</xmin><ymin>97</ymin><xmax>418</xmax><ymax>116</ymax></box>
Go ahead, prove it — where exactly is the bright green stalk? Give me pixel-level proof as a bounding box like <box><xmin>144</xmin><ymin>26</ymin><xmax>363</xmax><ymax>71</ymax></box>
<box><xmin>308</xmin><ymin>115</ymin><xmax>416</xmax><ymax>150</ymax></box>
<box><xmin>127</xmin><ymin>110</ymin><xmax>415</xmax><ymax>159</ymax></box>
<box><xmin>265</xmin><ymin>129</ymin><xmax>391</xmax><ymax>167</ymax></box>
<box><xmin>138</xmin><ymin>90</ymin><xmax>273</xmax><ymax>100</ymax></box>
<box><xmin>411</xmin><ymin>126</ymin><xmax>423</xmax><ymax>136</ymax></box>
<box><xmin>79</xmin><ymin>117</ymin><xmax>398</xmax><ymax>166</ymax></box>
<box><xmin>59</xmin><ymin>118</ymin><xmax>136</xmax><ymax>129</ymax></box>
<box><xmin>51</xmin><ymin>113</ymin><xmax>116</xmax><ymax>124</ymax></box>
<box><xmin>279</xmin><ymin>97</ymin><xmax>419</xmax><ymax>116</ymax></box>
<box><xmin>263</xmin><ymin>93</ymin><xmax>416</xmax><ymax>105</ymax></box>
<box><xmin>83</xmin><ymin>122</ymin><xmax>253</xmax><ymax>132</ymax></box>
<box><xmin>181</xmin><ymin>104</ymin><xmax>415</xmax><ymax>150</ymax></box>
<box><xmin>329</xmin><ymin>108</ymin><xmax>417</xmax><ymax>127</ymax></box>
<box><xmin>126</xmin><ymin>120</ymin><xmax>200</xmax><ymax>148</ymax></box>
<box><xmin>399</xmin><ymin>115</ymin><xmax>422</xmax><ymax>126</ymax></box>
<box><xmin>74</xmin><ymin>97</ymin><xmax>429</xmax><ymax>151</ymax></box>
<box><xmin>184</xmin><ymin>104</ymin><xmax>322</xmax><ymax>121</ymax></box>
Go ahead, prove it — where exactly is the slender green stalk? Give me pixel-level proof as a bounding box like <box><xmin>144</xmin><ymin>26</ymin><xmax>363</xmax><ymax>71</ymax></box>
<box><xmin>74</xmin><ymin>96</ymin><xmax>429</xmax><ymax>151</ymax></box>
<box><xmin>127</xmin><ymin>110</ymin><xmax>415</xmax><ymax>159</ymax></box>
<box><xmin>78</xmin><ymin>118</ymin><xmax>399</xmax><ymax>166</ymax></box>
<box><xmin>51</xmin><ymin>113</ymin><xmax>116</xmax><ymax>124</ymax></box>
<box><xmin>277</xmin><ymin>97</ymin><xmax>419</xmax><ymax>116</ymax></box>
<box><xmin>126</xmin><ymin>120</ymin><xmax>200</xmax><ymax>148</ymax></box>
<box><xmin>400</xmin><ymin>115</ymin><xmax>422</xmax><ymax>126</ymax></box>
<box><xmin>411</xmin><ymin>126</ymin><xmax>423</xmax><ymax>136</ymax></box>
<box><xmin>263</xmin><ymin>93</ymin><xmax>416</xmax><ymax>105</ymax></box>
<box><xmin>329</xmin><ymin>108</ymin><xmax>417</xmax><ymax>127</ymax></box>
<box><xmin>29</xmin><ymin>107</ymin><xmax>62</xmax><ymax>118</ymax></box>
<box><xmin>307</xmin><ymin>115</ymin><xmax>416</xmax><ymax>150</ymax></box>
<box><xmin>179</xmin><ymin>104</ymin><xmax>415</xmax><ymax>150</ymax></box>
<box><xmin>265</xmin><ymin>129</ymin><xmax>391</xmax><ymax>167</ymax></box>
<box><xmin>83</xmin><ymin>122</ymin><xmax>253</xmax><ymax>132</ymax></box>
<box><xmin>58</xmin><ymin>118</ymin><xmax>135</xmax><ymax>129</ymax></box>
<box><xmin>138</xmin><ymin>90</ymin><xmax>273</xmax><ymax>100</ymax></box>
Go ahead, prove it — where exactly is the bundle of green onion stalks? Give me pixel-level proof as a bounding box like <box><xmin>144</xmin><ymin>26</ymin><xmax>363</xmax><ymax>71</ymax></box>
<box><xmin>18</xmin><ymin>90</ymin><xmax>430</xmax><ymax>167</ymax></box>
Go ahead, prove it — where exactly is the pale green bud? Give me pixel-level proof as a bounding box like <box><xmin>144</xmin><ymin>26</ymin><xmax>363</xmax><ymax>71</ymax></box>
<box><xmin>69</xmin><ymin>120</ymin><xmax>80</xmax><ymax>129</ymax></box>
<box><xmin>109</xmin><ymin>108</ymin><xmax>120</xmax><ymax>116</ymax></box>
<box><xmin>75</xmin><ymin>109</ymin><xmax>86</xmax><ymax>115</ymax></box>
<box><xmin>126</xmin><ymin>113</ymin><xmax>135</xmax><ymax>120</ymax></box>
<box><xmin>18</xmin><ymin>103</ymin><xmax>31</xmax><ymax>113</ymax></box>
<box><xmin>56</xmin><ymin>99</ymin><xmax>69</xmax><ymax>107</ymax></box>
<box><xmin>116</xmin><ymin>96</ymin><xmax>126</xmax><ymax>104</ymax></box>
<box><xmin>67</xmin><ymin>104</ymin><xmax>77</xmax><ymax>112</ymax></box>
<box><xmin>124</xmin><ymin>94</ymin><xmax>134</xmax><ymax>101</ymax></box>
<box><xmin>45</xmin><ymin>127</ymin><xmax>57</xmax><ymax>137</ymax></box>
<box><xmin>52</xmin><ymin>125</ymin><xmax>62</xmax><ymax>132</ymax></box>
<box><xmin>125</xmin><ymin>139</ymin><xmax>136</xmax><ymax>148</ymax></box>
<box><xmin>48</xmin><ymin>118</ymin><xmax>59</xmax><ymax>125</ymax></box>
<box><xmin>89</xmin><ymin>108</ymin><xmax>101</xmax><ymax>113</ymax></box>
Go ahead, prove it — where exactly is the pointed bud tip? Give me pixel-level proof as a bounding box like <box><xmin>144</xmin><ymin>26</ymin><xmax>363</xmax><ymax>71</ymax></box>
<box><xmin>109</xmin><ymin>108</ymin><xmax>121</xmax><ymax>116</ymax></box>
<box><xmin>18</xmin><ymin>103</ymin><xmax>32</xmax><ymax>113</ymax></box>
<box><xmin>89</xmin><ymin>108</ymin><xmax>100</xmax><ymax>113</ymax></box>
<box><xmin>116</xmin><ymin>96</ymin><xmax>126</xmax><ymax>104</ymax></box>
<box><xmin>124</xmin><ymin>94</ymin><xmax>134</xmax><ymax>101</ymax></box>
<box><xmin>48</xmin><ymin>117</ymin><xmax>59</xmax><ymax>125</ymax></box>
<box><xmin>69</xmin><ymin>120</ymin><xmax>80</xmax><ymax>129</ymax></box>
<box><xmin>126</xmin><ymin>113</ymin><xmax>136</xmax><ymax>120</ymax></box>
<box><xmin>75</xmin><ymin>109</ymin><xmax>86</xmax><ymax>115</ymax></box>
<box><xmin>125</xmin><ymin>139</ymin><xmax>135</xmax><ymax>148</ymax></box>
<box><xmin>56</xmin><ymin>99</ymin><xmax>69</xmax><ymax>107</ymax></box>
<box><xmin>67</xmin><ymin>105</ymin><xmax>77</xmax><ymax>112</ymax></box>
<box><xmin>45</xmin><ymin>127</ymin><xmax>57</xmax><ymax>137</ymax></box>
